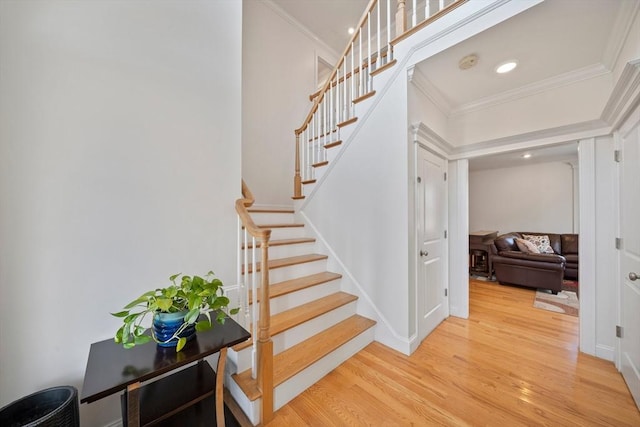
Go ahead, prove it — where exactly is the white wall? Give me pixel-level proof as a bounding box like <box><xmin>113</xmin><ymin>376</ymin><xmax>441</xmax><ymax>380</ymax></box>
<box><xmin>302</xmin><ymin>74</ymin><xmax>412</xmax><ymax>350</ymax></box>
<box><xmin>594</xmin><ymin>136</ymin><xmax>618</xmax><ymax>361</ymax></box>
<box><xmin>469</xmin><ymin>162</ymin><xmax>575</xmax><ymax>234</ymax></box>
<box><xmin>0</xmin><ymin>1</ymin><xmax>242</xmax><ymax>425</ymax></box>
<box><xmin>449</xmin><ymin>73</ymin><xmax>612</xmax><ymax>146</ymax></box>
<box><xmin>242</xmin><ymin>1</ymin><xmax>338</xmax><ymax>206</ymax></box>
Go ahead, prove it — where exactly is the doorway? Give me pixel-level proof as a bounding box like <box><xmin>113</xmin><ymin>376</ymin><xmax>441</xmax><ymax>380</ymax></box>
<box><xmin>415</xmin><ymin>144</ymin><xmax>448</xmax><ymax>343</ymax></box>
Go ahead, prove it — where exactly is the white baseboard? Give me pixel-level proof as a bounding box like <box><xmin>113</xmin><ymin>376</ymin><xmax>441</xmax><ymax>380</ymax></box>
<box><xmin>595</xmin><ymin>344</ymin><xmax>615</xmax><ymax>362</ymax></box>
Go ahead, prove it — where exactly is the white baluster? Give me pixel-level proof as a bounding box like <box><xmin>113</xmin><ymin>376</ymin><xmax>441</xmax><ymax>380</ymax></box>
<box><xmin>236</xmin><ymin>216</ymin><xmax>243</xmax><ymax>327</ymax></box>
<box><xmin>251</xmin><ymin>236</ymin><xmax>257</xmax><ymax>379</ymax></box>
<box><xmin>359</xmin><ymin>28</ymin><xmax>363</xmax><ymax>97</ymax></box>
<box><xmin>304</xmin><ymin>128</ymin><xmax>309</xmax><ymax>180</ymax></box>
<box><xmin>411</xmin><ymin>0</ymin><xmax>418</xmax><ymax>28</ymax></box>
<box><xmin>350</xmin><ymin>43</ymin><xmax>355</xmax><ymax>108</ymax></box>
<box><xmin>425</xmin><ymin>0</ymin><xmax>431</xmax><ymax>19</ymax></box>
<box><xmin>387</xmin><ymin>0</ymin><xmax>392</xmax><ymax>61</ymax></box>
<box><xmin>330</xmin><ymin>79</ymin><xmax>334</xmax><ymax>139</ymax></box>
<box><xmin>243</xmin><ymin>228</ymin><xmax>250</xmax><ymax>336</ymax></box>
<box><xmin>439</xmin><ymin>0</ymin><xmax>444</xmax><ymax>13</ymax></box>
<box><xmin>343</xmin><ymin>59</ymin><xmax>347</xmax><ymax>120</ymax></box>
<box><xmin>367</xmin><ymin>12</ymin><xmax>372</xmax><ymax>92</ymax></box>
<box><xmin>377</xmin><ymin>1</ymin><xmax>381</xmax><ymax>67</ymax></box>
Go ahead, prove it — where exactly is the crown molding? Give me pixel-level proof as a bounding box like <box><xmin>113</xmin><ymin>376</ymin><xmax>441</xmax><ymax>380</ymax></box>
<box><xmin>411</xmin><ymin>119</ymin><xmax>610</xmax><ymax>161</ymax></box>
<box><xmin>451</xmin><ymin>119</ymin><xmax>610</xmax><ymax>159</ymax></box>
<box><xmin>451</xmin><ymin>63</ymin><xmax>611</xmax><ymax>116</ymax></box>
<box><xmin>408</xmin><ymin>65</ymin><xmax>453</xmax><ymax>116</ymax></box>
<box><xmin>262</xmin><ymin>0</ymin><xmax>340</xmax><ymax>59</ymax></box>
<box><xmin>602</xmin><ymin>0</ymin><xmax>640</xmax><ymax>71</ymax></box>
<box><xmin>601</xmin><ymin>59</ymin><xmax>640</xmax><ymax>129</ymax></box>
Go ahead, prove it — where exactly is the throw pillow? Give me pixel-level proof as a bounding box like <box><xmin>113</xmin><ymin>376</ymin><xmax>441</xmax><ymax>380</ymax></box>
<box><xmin>515</xmin><ymin>238</ymin><xmax>540</xmax><ymax>254</ymax></box>
<box><xmin>523</xmin><ymin>234</ymin><xmax>554</xmax><ymax>254</ymax></box>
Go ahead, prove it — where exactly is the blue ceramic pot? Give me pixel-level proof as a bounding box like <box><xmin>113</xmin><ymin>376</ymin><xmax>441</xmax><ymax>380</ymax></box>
<box><xmin>152</xmin><ymin>310</ymin><xmax>196</xmax><ymax>347</ymax></box>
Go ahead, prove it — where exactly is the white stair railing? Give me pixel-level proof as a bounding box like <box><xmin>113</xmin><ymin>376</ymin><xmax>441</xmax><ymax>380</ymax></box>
<box><xmin>293</xmin><ymin>0</ymin><xmax>467</xmax><ymax>199</ymax></box>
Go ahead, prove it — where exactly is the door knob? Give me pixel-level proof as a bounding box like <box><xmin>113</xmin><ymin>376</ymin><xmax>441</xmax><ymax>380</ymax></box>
<box><xmin>630</xmin><ymin>272</ymin><xmax>639</xmax><ymax>281</ymax></box>
<box><xmin>420</xmin><ymin>250</ymin><xmax>429</xmax><ymax>257</ymax></box>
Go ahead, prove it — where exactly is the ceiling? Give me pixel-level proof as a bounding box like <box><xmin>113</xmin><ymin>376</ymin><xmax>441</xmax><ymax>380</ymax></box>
<box><xmin>269</xmin><ymin>0</ymin><xmax>368</xmax><ymax>54</ymax></box>
<box><xmin>272</xmin><ymin>0</ymin><xmax>634</xmax><ymax>170</ymax></box>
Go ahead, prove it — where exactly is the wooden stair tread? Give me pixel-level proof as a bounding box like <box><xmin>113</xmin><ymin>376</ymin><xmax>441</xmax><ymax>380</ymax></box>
<box><xmin>312</xmin><ymin>161</ymin><xmax>328</xmax><ymax>168</ymax></box>
<box><xmin>256</xmin><ymin>223</ymin><xmax>304</xmax><ymax>229</ymax></box>
<box><xmin>243</xmin><ymin>253</ymin><xmax>328</xmax><ymax>274</ymax></box>
<box><xmin>232</xmin><ymin>291</ymin><xmax>356</xmax><ymax>352</ymax></box>
<box><xmin>252</xmin><ymin>272</ymin><xmax>342</xmax><ymax>302</ymax></box>
<box><xmin>243</xmin><ymin>237</ymin><xmax>315</xmax><ymax>249</ymax></box>
<box><xmin>370</xmin><ymin>59</ymin><xmax>397</xmax><ymax>77</ymax></box>
<box><xmin>232</xmin><ymin>315</ymin><xmax>376</xmax><ymax>400</ymax></box>
<box><xmin>337</xmin><ymin>117</ymin><xmax>358</xmax><ymax>128</ymax></box>
<box><xmin>352</xmin><ymin>90</ymin><xmax>376</xmax><ymax>104</ymax></box>
<box><xmin>324</xmin><ymin>140</ymin><xmax>342</xmax><ymax>149</ymax></box>
<box><xmin>302</xmin><ymin>179</ymin><xmax>316</xmax><ymax>185</ymax></box>
<box><xmin>247</xmin><ymin>208</ymin><xmax>294</xmax><ymax>214</ymax></box>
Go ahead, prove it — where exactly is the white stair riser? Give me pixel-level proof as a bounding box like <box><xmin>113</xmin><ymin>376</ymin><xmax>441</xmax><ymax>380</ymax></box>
<box><xmin>312</xmin><ymin>166</ymin><xmax>327</xmax><ymax>182</ymax></box>
<box><xmin>231</xmin><ymin>300</ymin><xmax>356</xmax><ymax>373</ymax></box>
<box><xmin>267</xmin><ymin>278</ymin><xmax>341</xmax><ymax>315</ymax></box>
<box><xmin>245</xmin><ymin>259</ymin><xmax>328</xmax><ymax>284</ymax></box>
<box><xmin>225</xmin><ymin>370</ymin><xmax>260</xmax><ymax>426</ymax></box>
<box><xmin>247</xmin><ymin>212</ymin><xmax>295</xmax><ymax>224</ymax></box>
<box><xmin>243</xmin><ymin>241</ymin><xmax>316</xmax><ymax>260</ymax></box>
<box><xmin>302</xmin><ymin>182</ymin><xmax>316</xmax><ymax>194</ymax></box>
<box><xmin>326</xmin><ymin>145</ymin><xmax>342</xmax><ymax>164</ymax></box>
<box><xmin>274</xmin><ymin>326</ymin><xmax>375</xmax><ymax>410</ymax></box>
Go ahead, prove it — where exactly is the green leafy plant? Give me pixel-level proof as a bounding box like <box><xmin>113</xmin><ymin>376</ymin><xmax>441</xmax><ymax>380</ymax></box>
<box><xmin>111</xmin><ymin>271</ymin><xmax>240</xmax><ymax>352</ymax></box>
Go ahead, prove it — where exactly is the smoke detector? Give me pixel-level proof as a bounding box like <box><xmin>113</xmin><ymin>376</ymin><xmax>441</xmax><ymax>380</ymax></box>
<box><xmin>458</xmin><ymin>54</ymin><xmax>478</xmax><ymax>70</ymax></box>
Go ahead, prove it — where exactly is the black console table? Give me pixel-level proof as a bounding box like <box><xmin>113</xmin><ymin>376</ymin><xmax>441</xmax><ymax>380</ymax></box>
<box><xmin>469</xmin><ymin>230</ymin><xmax>498</xmax><ymax>278</ymax></box>
<box><xmin>81</xmin><ymin>316</ymin><xmax>250</xmax><ymax>427</ymax></box>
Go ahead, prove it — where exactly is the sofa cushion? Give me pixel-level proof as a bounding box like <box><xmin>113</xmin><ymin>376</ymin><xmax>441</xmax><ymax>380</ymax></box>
<box><xmin>494</xmin><ymin>233</ymin><xmax>521</xmax><ymax>252</ymax></box>
<box><xmin>515</xmin><ymin>238</ymin><xmax>540</xmax><ymax>254</ymax></box>
<box><xmin>523</xmin><ymin>234</ymin><xmax>554</xmax><ymax>253</ymax></box>
<box><xmin>561</xmin><ymin>234</ymin><xmax>579</xmax><ymax>254</ymax></box>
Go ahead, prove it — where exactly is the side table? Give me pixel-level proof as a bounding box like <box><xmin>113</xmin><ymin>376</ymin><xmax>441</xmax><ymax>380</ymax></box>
<box><xmin>80</xmin><ymin>316</ymin><xmax>250</xmax><ymax>427</ymax></box>
<box><xmin>469</xmin><ymin>230</ymin><xmax>498</xmax><ymax>279</ymax></box>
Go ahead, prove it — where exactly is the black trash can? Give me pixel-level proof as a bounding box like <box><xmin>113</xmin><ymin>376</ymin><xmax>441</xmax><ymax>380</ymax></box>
<box><xmin>0</xmin><ymin>386</ymin><xmax>79</xmax><ymax>427</ymax></box>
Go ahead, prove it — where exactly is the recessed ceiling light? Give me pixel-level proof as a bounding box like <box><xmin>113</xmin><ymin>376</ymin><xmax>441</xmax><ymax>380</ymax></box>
<box><xmin>496</xmin><ymin>60</ymin><xmax>518</xmax><ymax>74</ymax></box>
<box><xmin>347</xmin><ymin>27</ymin><xmax>355</xmax><ymax>35</ymax></box>
<box><xmin>522</xmin><ymin>153</ymin><xmax>532</xmax><ymax>159</ymax></box>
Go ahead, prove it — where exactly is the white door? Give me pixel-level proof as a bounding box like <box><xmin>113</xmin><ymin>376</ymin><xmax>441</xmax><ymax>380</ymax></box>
<box><xmin>416</xmin><ymin>145</ymin><xmax>448</xmax><ymax>343</ymax></box>
<box><xmin>619</xmin><ymin>102</ymin><xmax>640</xmax><ymax>409</ymax></box>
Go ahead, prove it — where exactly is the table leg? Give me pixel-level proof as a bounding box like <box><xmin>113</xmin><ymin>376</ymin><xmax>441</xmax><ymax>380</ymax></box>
<box><xmin>126</xmin><ymin>382</ymin><xmax>141</xmax><ymax>427</ymax></box>
<box><xmin>216</xmin><ymin>347</ymin><xmax>227</xmax><ymax>427</ymax></box>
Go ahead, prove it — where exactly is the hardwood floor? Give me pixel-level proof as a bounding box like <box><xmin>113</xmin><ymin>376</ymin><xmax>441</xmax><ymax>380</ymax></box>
<box><xmin>265</xmin><ymin>279</ymin><xmax>640</xmax><ymax>426</ymax></box>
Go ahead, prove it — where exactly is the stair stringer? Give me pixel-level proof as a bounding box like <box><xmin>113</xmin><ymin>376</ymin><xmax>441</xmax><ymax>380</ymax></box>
<box><xmin>297</xmin><ymin>209</ymin><xmax>414</xmax><ymax>354</ymax></box>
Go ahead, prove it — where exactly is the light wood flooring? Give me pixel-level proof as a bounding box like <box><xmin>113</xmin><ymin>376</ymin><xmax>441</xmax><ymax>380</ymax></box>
<box><xmin>264</xmin><ymin>279</ymin><xmax>640</xmax><ymax>426</ymax></box>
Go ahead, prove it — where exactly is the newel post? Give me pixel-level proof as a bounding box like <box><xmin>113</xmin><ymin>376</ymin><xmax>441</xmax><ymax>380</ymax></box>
<box><xmin>396</xmin><ymin>0</ymin><xmax>407</xmax><ymax>37</ymax></box>
<box><xmin>293</xmin><ymin>133</ymin><xmax>302</xmax><ymax>199</ymax></box>
<box><xmin>257</xmin><ymin>235</ymin><xmax>274</xmax><ymax>423</ymax></box>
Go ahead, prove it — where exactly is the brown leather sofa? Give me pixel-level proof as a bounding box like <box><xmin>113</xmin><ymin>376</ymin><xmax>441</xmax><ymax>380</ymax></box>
<box><xmin>490</xmin><ymin>232</ymin><xmax>579</xmax><ymax>294</ymax></box>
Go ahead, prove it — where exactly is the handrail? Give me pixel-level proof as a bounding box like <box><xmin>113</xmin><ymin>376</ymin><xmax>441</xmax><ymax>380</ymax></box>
<box><xmin>236</xmin><ymin>180</ymin><xmax>270</xmax><ymax>240</ymax></box>
<box><xmin>235</xmin><ymin>180</ymin><xmax>273</xmax><ymax>423</ymax></box>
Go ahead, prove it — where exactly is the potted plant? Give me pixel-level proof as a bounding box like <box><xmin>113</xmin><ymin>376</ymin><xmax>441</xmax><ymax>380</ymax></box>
<box><xmin>111</xmin><ymin>271</ymin><xmax>239</xmax><ymax>352</ymax></box>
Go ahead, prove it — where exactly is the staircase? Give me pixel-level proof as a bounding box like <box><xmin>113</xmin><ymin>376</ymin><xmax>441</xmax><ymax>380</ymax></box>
<box><xmin>231</xmin><ymin>1</ymin><xmax>469</xmax><ymax>424</ymax></box>
<box><xmin>228</xmin><ymin>207</ymin><xmax>376</xmax><ymax>424</ymax></box>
